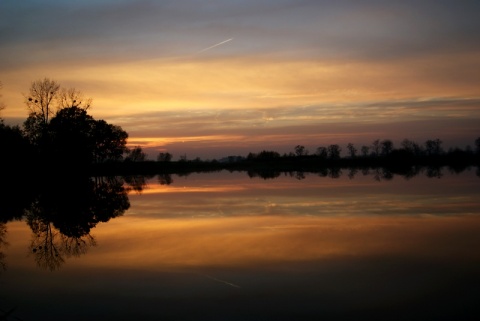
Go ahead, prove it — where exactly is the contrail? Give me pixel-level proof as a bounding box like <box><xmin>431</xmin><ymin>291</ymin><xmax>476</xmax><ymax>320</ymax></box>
<box><xmin>197</xmin><ymin>38</ymin><xmax>233</xmax><ymax>53</ymax></box>
<box><xmin>199</xmin><ymin>273</ymin><xmax>241</xmax><ymax>288</ymax></box>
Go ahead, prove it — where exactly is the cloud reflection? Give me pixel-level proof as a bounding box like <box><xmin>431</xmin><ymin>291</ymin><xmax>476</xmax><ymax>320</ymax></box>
<box><xmin>89</xmin><ymin>214</ymin><xmax>480</xmax><ymax>270</ymax></box>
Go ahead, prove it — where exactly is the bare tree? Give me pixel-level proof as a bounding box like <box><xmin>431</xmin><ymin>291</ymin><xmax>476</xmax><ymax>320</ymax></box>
<box><xmin>294</xmin><ymin>145</ymin><xmax>307</xmax><ymax>156</ymax></box>
<box><xmin>57</xmin><ymin>87</ymin><xmax>92</xmax><ymax>110</ymax></box>
<box><xmin>24</xmin><ymin>77</ymin><xmax>61</xmax><ymax>125</ymax></box>
<box><xmin>23</xmin><ymin>78</ymin><xmax>92</xmax><ymax>126</ymax></box>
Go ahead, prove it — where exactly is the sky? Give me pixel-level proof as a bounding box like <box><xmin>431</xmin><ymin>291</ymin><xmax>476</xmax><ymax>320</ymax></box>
<box><xmin>1</xmin><ymin>0</ymin><xmax>480</xmax><ymax>160</ymax></box>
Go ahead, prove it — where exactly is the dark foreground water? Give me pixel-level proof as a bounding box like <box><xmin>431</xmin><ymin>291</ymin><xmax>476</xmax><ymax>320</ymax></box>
<box><xmin>1</xmin><ymin>169</ymin><xmax>480</xmax><ymax>320</ymax></box>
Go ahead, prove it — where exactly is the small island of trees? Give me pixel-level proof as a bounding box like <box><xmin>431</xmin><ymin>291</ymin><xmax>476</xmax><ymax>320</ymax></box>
<box><xmin>0</xmin><ymin>78</ymin><xmax>141</xmax><ymax>174</ymax></box>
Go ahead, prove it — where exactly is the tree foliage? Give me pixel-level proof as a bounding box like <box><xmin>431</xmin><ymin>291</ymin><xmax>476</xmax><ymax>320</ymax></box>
<box><xmin>157</xmin><ymin>152</ymin><xmax>173</xmax><ymax>162</ymax></box>
<box><xmin>347</xmin><ymin>143</ymin><xmax>357</xmax><ymax>158</ymax></box>
<box><xmin>125</xmin><ymin>146</ymin><xmax>147</xmax><ymax>162</ymax></box>
<box><xmin>294</xmin><ymin>145</ymin><xmax>307</xmax><ymax>156</ymax></box>
<box><xmin>327</xmin><ymin>144</ymin><xmax>341</xmax><ymax>160</ymax></box>
<box><xmin>21</xmin><ymin>97</ymin><xmax>128</xmax><ymax>168</ymax></box>
<box><xmin>47</xmin><ymin>107</ymin><xmax>128</xmax><ymax>165</ymax></box>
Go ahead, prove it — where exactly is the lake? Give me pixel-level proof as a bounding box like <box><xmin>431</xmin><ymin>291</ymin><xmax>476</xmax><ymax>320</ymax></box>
<box><xmin>1</xmin><ymin>168</ymin><xmax>480</xmax><ymax>320</ymax></box>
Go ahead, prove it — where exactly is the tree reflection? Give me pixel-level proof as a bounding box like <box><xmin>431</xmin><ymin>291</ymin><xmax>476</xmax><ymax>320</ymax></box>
<box><xmin>244</xmin><ymin>165</ymin><xmax>478</xmax><ymax>181</ymax></box>
<box><xmin>23</xmin><ymin>175</ymin><xmax>132</xmax><ymax>270</ymax></box>
<box><xmin>158</xmin><ymin>173</ymin><xmax>173</xmax><ymax>185</ymax></box>
<box><xmin>28</xmin><ymin>219</ymin><xmax>96</xmax><ymax>271</ymax></box>
<box><xmin>0</xmin><ymin>222</ymin><xmax>7</xmax><ymax>273</ymax></box>
<box><xmin>247</xmin><ymin>169</ymin><xmax>281</xmax><ymax>179</ymax></box>
<box><xmin>426</xmin><ymin>166</ymin><xmax>443</xmax><ymax>178</ymax></box>
<box><xmin>28</xmin><ymin>219</ymin><xmax>65</xmax><ymax>271</ymax></box>
<box><xmin>123</xmin><ymin>175</ymin><xmax>150</xmax><ymax>193</ymax></box>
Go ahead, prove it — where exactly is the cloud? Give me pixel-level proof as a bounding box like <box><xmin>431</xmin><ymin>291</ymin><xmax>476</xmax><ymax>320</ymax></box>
<box><xmin>2</xmin><ymin>0</ymin><xmax>480</xmax><ymax>71</ymax></box>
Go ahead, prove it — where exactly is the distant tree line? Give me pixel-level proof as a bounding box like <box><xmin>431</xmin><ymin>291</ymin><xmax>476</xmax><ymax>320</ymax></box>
<box><xmin>246</xmin><ymin>138</ymin><xmax>480</xmax><ymax>163</ymax></box>
<box><xmin>240</xmin><ymin>138</ymin><xmax>480</xmax><ymax>173</ymax></box>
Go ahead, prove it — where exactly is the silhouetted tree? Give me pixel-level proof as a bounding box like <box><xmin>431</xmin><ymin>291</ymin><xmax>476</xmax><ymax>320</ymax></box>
<box><xmin>371</xmin><ymin>139</ymin><xmax>381</xmax><ymax>157</ymax></box>
<box><xmin>48</xmin><ymin>106</ymin><xmax>96</xmax><ymax>165</ymax></box>
<box><xmin>57</xmin><ymin>87</ymin><xmax>92</xmax><ymax>110</ymax></box>
<box><xmin>346</xmin><ymin>143</ymin><xmax>357</xmax><ymax>158</ymax></box>
<box><xmin>294</xmin><ymin>145</ymin><xmax>307</xmax><ymax>156</ymax></box>
<box><xmin>157</xmin><ymin>152</ymin><xmax>173</xmax><ymax>162</ymax></box>
<box><xmin>23</xmin><ymin>78</ymin><xmax>92</xmax><ymax>126</ymax></box>
<box><xmin>401</xmin><ymin>139</ymin><xmax>422</xmax><ymax>156</ymax></box>
<box><xmin>125</xmin><ymin>146</ymin><xmax>147</xmax><ymax>162</ymax></box>
<box><xmin>475</xmin><ymin>137</ymin><xmax>480</xmax><ymax>155</ymax></box>
<box><xmin>248</xmin><ymin>150</ymin><xmax>280</xmax><ymax>161</ymax></box>
<box><xmin>381</xmin><ymin>139</ymin><xmax>394</xmax><ymax>156</ymax></box>
<box><xmin>23</xmin><ymin>106</ymin><xmax>128</xmax><ymax>166</ymax></box>
<box><xmin>316</xmin><ymin>146</ymin><xmax>327</xmax><ymax>159</ymax></box>
<box><xmin>424</xmin><ymin>139</ymin><xmax>443</xmax><ymax>156</ymax></box>
<box><xmin>327</xmin><ymin>144</ymin><xmax>341</xmax><ymax>160</ymax></box>
<box><xmin>360</xmin><ymin>145</ymin><xmax>370</xmax><ymax>157</ymax></box>
<box><xmin>0</xmin><ymin>121</ymin><xmax>34</xmax><ymax>169</ymax></box>
<box><xmin>92</xmin><ymin>120</ymin><xmax>128</xmax><ymax>163</ymax></box>
<box><xmin>24</xmin><ymin>77</ymin><xmax>61</xmax><ymax>125</ymax></box>
<box><xmin>23</xmin><ymin>112</ymin><xmax>48</xmax><ymax>148</ymax></box>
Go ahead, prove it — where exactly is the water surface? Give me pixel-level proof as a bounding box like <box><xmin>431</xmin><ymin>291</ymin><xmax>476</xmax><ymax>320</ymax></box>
<box><xmin>2</xmin><ymin>169</ymin><xmax>480</xmax><ymax>320</ymax></box>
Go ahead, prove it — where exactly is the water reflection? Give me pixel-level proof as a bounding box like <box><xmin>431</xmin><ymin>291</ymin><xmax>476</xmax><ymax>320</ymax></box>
<box><xmin>246</xmin><ymin>164</ymin><xmax>478</xmax><ymax>180</ymax></box>
<box><xmin>27</xmin><ymin>220</ymin><xmax>97</xmax><ymax>271</ymax></box>
<box><xmin>1</xmin><ymin>168</ymin><xmax>480</xmax><ymax>320</ymax></box>
<box><xmin>0</xmin><ymin>175</ymin><xmax>144</xmax><ymax>271</ymax></box>
<box><xmin>0</xmin><ymin>222</ymin><xmax>6</xmax><ymax>273</ymax></box>
<box><xmin>1</xmin><ymin>166</ymin><xmax>479</xmax><ymax>272</ymax></box>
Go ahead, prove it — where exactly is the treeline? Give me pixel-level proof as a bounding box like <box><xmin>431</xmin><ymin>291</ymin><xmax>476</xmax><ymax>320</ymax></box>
<box><xmin>89</xmin><ymin>137</ymin><xmax>480</xmax><ymax>177</ymax></box>
<box><xmin>1</xmin><ymin>78</ymin><xmax>479</xmax><ymax>176</ymax></box>
<box><xmin>240</xmin><ymin>138</ymin><xmax>480</xmax><ymax>179</ymax></box>
<box><xmin>242</xmin><ymin>138</ymin><xmax>480</xmax><ymax>167</ymax></box>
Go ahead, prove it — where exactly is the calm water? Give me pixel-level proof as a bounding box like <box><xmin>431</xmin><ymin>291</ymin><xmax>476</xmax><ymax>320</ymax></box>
<box><xmin>1</xmin><ymin>168</ymin><xmax>480</xmax><ymax>320</ymax></box>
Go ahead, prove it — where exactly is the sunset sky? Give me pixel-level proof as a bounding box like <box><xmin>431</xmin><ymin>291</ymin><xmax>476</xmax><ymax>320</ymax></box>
<box><xmin>1</xmin><ymin>0</ymin><xmax>479</xmax><ymax>159</ymax></box>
